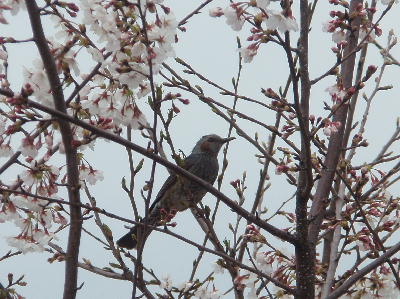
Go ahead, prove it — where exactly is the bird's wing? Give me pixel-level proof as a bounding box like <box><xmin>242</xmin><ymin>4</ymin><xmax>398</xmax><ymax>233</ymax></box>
<box><xmin>148</xmin><ymin>154</ymin><xmax>198</xmax><ymax>212</ymax></box>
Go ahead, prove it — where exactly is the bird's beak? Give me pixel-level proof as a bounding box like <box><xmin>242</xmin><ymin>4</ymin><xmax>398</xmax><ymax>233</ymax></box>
<box><xmin>221</xmin><ymin>137</ymin><xmax>236</xmax><ymax>144</ymax></box>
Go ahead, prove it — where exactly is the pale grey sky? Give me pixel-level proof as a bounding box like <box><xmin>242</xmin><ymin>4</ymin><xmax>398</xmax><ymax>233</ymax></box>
<box><xmin>1</xmin><ymin>1</ymin><xmax>400</xmax><ymax>298</ymax></box>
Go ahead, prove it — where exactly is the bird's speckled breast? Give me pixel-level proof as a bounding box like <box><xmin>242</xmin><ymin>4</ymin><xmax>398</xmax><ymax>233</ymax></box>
<box><xmin>160</xmin><ymin>154</ymin><xmax>219</xmax><ymax>211</ymax></box>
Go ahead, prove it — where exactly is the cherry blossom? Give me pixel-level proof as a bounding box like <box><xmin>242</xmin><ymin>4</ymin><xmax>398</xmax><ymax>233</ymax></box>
<box><xmin>275</xmin><ymin>164</ymin><xmax>289</xmax><ymax>175</ymax></box>
<box><xmin>211</xmin><ymin>261</ymin><xmax>225</xmax><ymax>274</ymax></box>
<box><xmin>325</xmin><ymin>84</ymin><xmax>346</xmax><ymax>103</ymax></box>
<box><xmin>177</xmin><ymin>281</ymin><xmax>193</xmax><ymax>292</ymax></box>
<box><xmin>160</xmin><ymin>274</ymin><xmax>173</xmax><ymax>291</ymax></box>
<box><xmin>240</xmin><ymin>44</ymin><xmax>259</xmax><ymax>63</ymax></box>
<box><xmin>359</xmin><ymin>28</ymin><xmax>376</xmax><ymax>43</ymax></box>
<box><xmin>194</xmin><ymin>285</ymin><xmax>221</xmax><ymax>299</ymax></box>
<box><xmin>323</xmin><ymin>120</ymin><xmax>341</xmax><ymax>136</ymax></box>
<box><xmin>265</xmin><ymin>10</ymin><xmax>299</xmax><ymax>32</ymax></box>
<box><xmin>0</xmin><ymin>116</ymin><xmax>6</xmax><ymax>135</ymax></box>
<box><xmin>322</xmin><ymin>20</ymin><xmax>338</xmax><ymax>33</ymax></box>
<box><xmin>86</xmin><ymin>47</ymin><xmax>104</xmax><ymax>63</ymax></box>
<box><xmin>6</xmin><ymin>235</ymin><xmax>45</xmax><ymax>254</ymax></box>
<box><xmin>0</xmin><ymin>8</ymin><xmax>8</xmax><ymax>24</ymax></box>
<box><xmin>4</xmin><ymin>0</ymin><xmax>25</xmax><ymax>15</ymax></box>
<box><xmin>23</xmin><ymin>59</ymin><xmax>52</xmax><ymax>108</ymax></box>
<box><xmin>11</xmin><ymin>195</ymin><xmax>46</xmax><ymax>213</ymax></box>
<box><xmin>209</xmin><ymin>7</ymin><xmax>223</xmax><ymax>17</ymax></box>
<box><xmin>0</xmin><ymin>48</ymin><xmax>7</xmax><ymax>64</ymax></box>
<box><xmin>223</xmin><ymin>5</ymin><xmax>245</xmax><ymax>31</ymax></box>
<box><xmin>0</xmin><ymin>143</ymin><xmax>13</xmax><ymax>157</ymax></box>
<box><xmin>53</xmin><ymin>212</ymin><xmax>68</xmax><ymax>226</ymax></box>
<box><xmin>234</xmin><ymin>271</ymin><xmax>258</xmax><ymax>290</ymax></box>
<box><xmin>79</xmin><ymin>165</ymin><xmax>104</xmax><ymax>185</ymax></box>
<box><xmin>20</xmin><ymin>168</ymin><xmax>41</xmax><ymax>186</ymax></box>
<box><xmin>332</xmin><ymin>30</ymin><xmax>346</xmax><ymax>43</ymax></box>
<box><xmin>0</xmin><ymin>201</ymin><xmax>19</xmax><ymax>223</ymax></box>
<box><xmin>255</xmin><ymin>251</ymin><xmax>274</xmax><ymax>274</ymax></box>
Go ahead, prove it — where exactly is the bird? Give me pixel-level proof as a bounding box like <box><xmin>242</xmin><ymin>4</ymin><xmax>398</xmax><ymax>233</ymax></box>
<box><xmin>117</xmin><ymin>134</ymin><xmax>235</xmax><ymax>249</ymax></box>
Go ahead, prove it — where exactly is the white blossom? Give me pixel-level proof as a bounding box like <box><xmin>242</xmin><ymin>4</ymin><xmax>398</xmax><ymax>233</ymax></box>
<box><xmin>325</xmin><ymin>84</ymin><xmax>346</xmax><ymax>102</ymax></box>
<box><xmin>33</xmin><ymin>229</ymin><xmax>55</xmax><ymax>246</ymax></box>
<box><xmin>240</xmin><ymin>45</ymin><xmax>258</xmax><ymax>63</ymax></box>
<box><xmin>265</xmin><ymin>11</ymin><xmax>299</xmax><ymax>32</ymax></box>
<box><xmin>211</xmin><ymin>261</ymin><xmax>225</xmax><ymax>274</ymax></box>
<box><xmin>223</xmin><ymin>6</ymin><xmax>245</xmax><ymax>31</ymax></box>
<box><xmin>6</xmin><ymin>236</ymin><xmax>45</xmax><ymax>254</ymax></box>
<box><xmin>160</xmin><ymin>274</ymin><xmax>173</xmax><ymax>291</ymax></box>
<box><xmin>0</xmin><ymin>143</ymin><xmax>13</xmax><ymax>157</ymax></box>
<box><xmin>209</xmin><ymin>7</ymin><xmax>223</xmax><ymax>17</ymax></box>
<box><xmin>11</xmin><ymin>195</ymin><xmax>45</xmax><ymax>213</ymax></box>
<box><xmin>255</xmin><ymin>252</ymin><xmax>273</xmax><ymax>274</ymax></box>
<box><xmin>23</xmin><ymin>59</ymin><xmax>53</xmax><ymax>107</ymax></box>
<box><xmin>20</xmin><ymin>169</ymin><xmax>40</xmax><ymax>186</ymax></box>
<box><xmin>322</xmin><ymin>20</ymin><xmax>336</xmax><ymax>33</ymax></box>
<box><xmin>0</xmin><ymin>203</ymin><xmax>19</xmax><ymax>223</ymax></box>
<box><xmin>87</xmin><ymin>47</ymin><xmax>104</xmax><ymax>63</ymax></box>
<box><xmin>332</xmin><ymin>30</ymin><xmax>346</xmax><ymax>43</ymax></box>
<box><xmin>0</xmin><ymin>48</ymin><xmax>8</xmax><ymax>60</ymax></box>
<box><xmin>80</xmin><ymin>167</ymin><xmax>104</xmax><ymax>185</ymax></box>
<box><xmin>177</xmin><ymin>281</ymin><xmax>192</xmax><ymax>292</ymax></box>
<box><xmin>194</xmin><ymin>286</ymin><xmax>221</xmax><ymax>299</ymax></box>
<box><xmin>359</xmin><ymin>28</ymin><xmax>376</xmax><ymax>43</ymax></box>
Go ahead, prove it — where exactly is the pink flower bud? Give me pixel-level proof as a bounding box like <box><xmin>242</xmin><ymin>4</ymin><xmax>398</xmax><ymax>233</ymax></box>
<box><xmin>178</xmin><ymin>98</ymin><xmax>190</xmax><ymax>105</ymax></box>
<box><xmin>67</xmin><ymin>3</ymin><xmax>79</xmax><ymax>12</ymax></box>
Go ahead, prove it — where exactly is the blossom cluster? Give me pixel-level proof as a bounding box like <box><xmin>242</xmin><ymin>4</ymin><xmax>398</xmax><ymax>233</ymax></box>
<box><xmin>159</xmin><ymin>273</ymin><xmax>222</xmax><ymax>298</ymax></box>
<box><xmin>209</xmin><ymin>1</ymin><xmax>298</xmax><ymax>63</ymax></box>
<box><xmin>0</xmin><ymin>0</ymin><xmax>178</xmax><ymax>254</ymax></box>
<box><xmin>342</xmin><ymin>267</ymin><xmax>400</xmax><ymax>299</ymax></box>
<box><xmin>322</xmin><ymin>0</ymin><xmax>388</xmax><ymax>45</ymax></box>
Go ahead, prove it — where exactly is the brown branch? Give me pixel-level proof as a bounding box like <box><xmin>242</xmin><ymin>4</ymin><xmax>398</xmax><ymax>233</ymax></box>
<box><xmin>178</xmin><ymin>0</ymin><xmax>214</xmax><ymax>27</ymax></box>
<box><xmin>25</xmin><ymin>2</ymin><xmax>82</xmax><ymax>299</ymax></box>
<box><xmin>326</xmin><ymin>241</ymin><xmax>400</xmax><ymax>299</ymax></box>
<box><xmin>22</xmin><ymin>98</ymin><xmax>298</xmax><ymax>245</ymax></box>
<box><xmin>0</xmin><ymin>187</ymin><xmax>294</xmax><ymax>294</ymax></box>
<box><xmin>322</xmin><ymin>2</ymin><xmax>378</xmax><ymax>295</ymax></box>
<box><xmin>308</xmin><ymin>0</ymin><xmax>363</xmax><ymax>245</ymax></box>
<box><xmin>293</xmin><ymin>0</ymin><xmax>315</xmax><ymax>296</ymax></box>
<box><xmin>48</xmin><ymin>242</ymin><xmax>126</xmax><ymax>280</ymax></box>
<box><xmin>0</xmin><ymin>152</ymin><xmax>21</xmax><ymax>175</ymax></box>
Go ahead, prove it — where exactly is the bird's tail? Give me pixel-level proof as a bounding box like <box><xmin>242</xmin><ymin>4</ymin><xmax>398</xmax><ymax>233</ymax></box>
<box><xmin>117</xmin><ymin>209</ymin><xmax>162</xmax><ymax>249</ymax></box>
<box><xmin>116</xmin><ymin>226</ymin><xmax>139</xmax><ymax>249</ymax></box>
<box><xmin>117</xmin><ymin>224</ymin><xmax>156</xmax><ymax>249</ymax></box>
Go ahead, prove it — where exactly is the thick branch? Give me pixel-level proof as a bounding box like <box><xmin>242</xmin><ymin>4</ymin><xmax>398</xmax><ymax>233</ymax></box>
<box><xmin>24</xmin><ymin>2</ymin><xmax>82</xmax><ymax>299</ymax></box>
<box><xmin>308</xmin><ymin>0</ymin><xmax>363</xmax><ymax>245</ymax></box>
<box><xmin>293</xmin><ymin>1</ymin><xmax>314</xmax><ymax>298</ymax></box>
<box><xmin>23</xmin><ymin>98</ymin><xmax>297</xmax><ymax>245</ymax></box>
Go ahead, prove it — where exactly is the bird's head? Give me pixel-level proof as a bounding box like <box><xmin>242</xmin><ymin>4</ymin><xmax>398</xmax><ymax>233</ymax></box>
<box><xmin>191</xmin><ymin>134</ymin><xmax>235</xmax><ymax>155</ymax></box>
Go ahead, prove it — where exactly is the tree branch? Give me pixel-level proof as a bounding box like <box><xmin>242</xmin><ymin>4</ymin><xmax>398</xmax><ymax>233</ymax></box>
<box><xmin>22</xmin><ymin>97</ymin><xmax>297</xmax><ymax>245</ymax></box>
<box><xmin>25</xmin><ymin>2</ymin><xmax>82</xmax><ymax>299</ymax></box>
<box><xmin>326</xmin><ymin>241</ymin><xmax>400</xmax><ymax>299</ymax></box>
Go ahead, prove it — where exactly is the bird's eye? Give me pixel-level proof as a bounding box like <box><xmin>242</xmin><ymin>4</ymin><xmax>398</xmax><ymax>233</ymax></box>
<box><xmin>207</xmin><ymin>137</ymin><xmax>216</xmax><ymax>142</ymax></box>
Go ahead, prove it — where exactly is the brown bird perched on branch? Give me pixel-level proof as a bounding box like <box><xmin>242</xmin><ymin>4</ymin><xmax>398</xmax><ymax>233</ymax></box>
<box><xmin>117</xmin><ymin>134</ymin><xmax>235</xmax><ymax>249</ymax></box>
